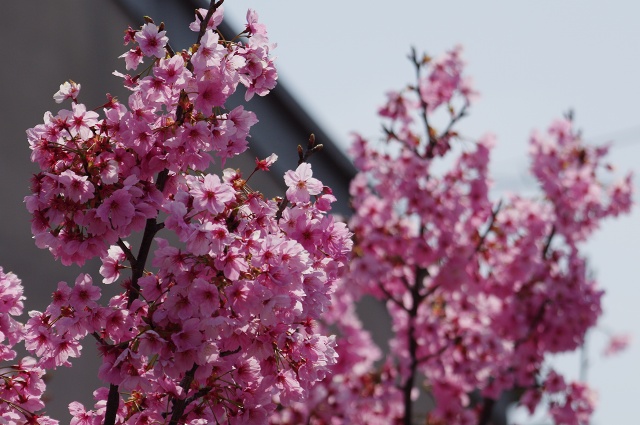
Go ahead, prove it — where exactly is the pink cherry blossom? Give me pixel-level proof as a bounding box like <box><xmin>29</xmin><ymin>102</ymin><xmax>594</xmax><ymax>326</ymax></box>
<box><xmin>53</xmin><ymin>80</ymin><xmax>81</xmax><ymax>104</ymax></box>
<box><xmin>189</xmin><ymin>7</ymin><xmax>225</xmax><ymax>32</ymax></box>
<box><xmin>279</xmin><ymin>46</ymin><xmax>632</xmax><ymax>425</ymax></box>
<box><xmin>119</xmin><ymin>47</ymin><xmax>144</xmax><ymax>70</ymax></box>
<box><xmin>60</xmin><ymin>103</ymin><xmax>99</xmax><ymax>139</ymax></box>
<box><xmin>96</xmin><ymin>189</ymin><xmax>135</xmax><ymax>229</ymax></box>
<box><xmin>99</xmin><ymin>244</ymin><xmax>128</xmax><ymax>284</ymax></box>
<box><xmin>603</xmin><ymin>333</ymin><xmax>631</xmax><ymax>357</ymax></box>
<box><xmin>191</xmin><ymin>30</ymin><xmax>225</xmax><ymax>73</ymax></box>
<box><xmin>134</xmin><ymin>23</ymin><xmax>168</xmax><ymax>58</ymax></box>
<box><xmin>256</xmin><ymin>153</ymin><xmax>278</xmax><ymax>171</ymax></box>
<box><xmin>56</xmin><ymin>170</ymin><xmax>95</xmax><ymax>203</ymax></box>
<box><xmin>189</xmin><ymin>174</ymin><xmax>235</xmax><ymax>215</ymax></box>
<box><xmin>12</xmin><ymin>6</ymin><xmax>631</xmax><ymax>425</ymax></box>
<box><xmin>284</xmin><ymin>163</ymin><xmax>323</xmax><ymax>203</ymax></box>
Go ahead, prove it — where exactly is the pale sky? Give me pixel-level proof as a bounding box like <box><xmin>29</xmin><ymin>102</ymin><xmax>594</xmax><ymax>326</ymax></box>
<box><xmin>226</xmin><ymin>2</ymin><xmax>640</xmax><ymax>424</ymax></box>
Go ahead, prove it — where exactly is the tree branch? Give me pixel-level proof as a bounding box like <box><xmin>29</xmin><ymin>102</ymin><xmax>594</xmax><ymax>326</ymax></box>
<box><xmin>542</xmin><ymin>225</ymin><xmax>556</xmax><ymax>259</ymax></box>
<box><xmin>103</xmin><ymin>384</ymin><xmax>120</xmax><ymax>425</ymax></box>
<box><xmin>474</xmin><ymin>199</ymin><xmax>503</xmax><ymax>256</ymax></box>
<box><xmin>168</xmin><ymin>364</ymin><xmax>199</xmax><ymax>425</ymax></box>
<box><xmin>104</xmin><ymin>3</ymin><xmax>223</xmax><ymax>422</ymax></box>
<box><xmin>377</xmin><ymin>282</ymin><xmax>407</xmax><ymax>311</ymax></box>
<box><xmin>196</xmin><ymin>0</ymin><xmax>225</xmax><ymax>46</ymax></box>
<box><xmin>402</xmin><ymin>264</ymin><xmax>428</xmax><ymax>425</ymax></box>
<box><xmin>477</xmin><ymin>398</ymin><xmax>495</xmax><ymax>425</ymax></box>
<box><xmin>408</xmin><ymin>47</ymin><xmax>437</xmax><ymax>159</ymax></box>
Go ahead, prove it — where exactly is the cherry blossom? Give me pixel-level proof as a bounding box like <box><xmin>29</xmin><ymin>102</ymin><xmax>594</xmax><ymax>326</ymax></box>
<box><xmin>134</xmin><ymin>23</ymin><xmax>168</xmax><ymax>58</ymax></box>
<box><xmin>275</xmin><ymin>46</ymin><xmax>632</xmax><ymax>425</ymax></box>
<box><xmin>256</xmin><ymin>153</ymin><xmax>278</xmax><ymax>171</ymax></box>
<box><xmin>603</xmin><ymin>333</ymin><xmax>631</xmax><ymax>357</ymax></box>
<box><xmin>17</xmin><ymin>4</ymin><xmax>352</xmax><ymax>424</ymax></box>
<box><xmin>53</xmin><ymin>80</ymin><xmax>80</xmax><ymax>104</ymax></box>
<box><xmin>3</xmin><ymin>4</ymin><xmax>631</xmax><ymax>425</ymax></box>
<box><xmin>189</xmin><ymin>174</ymin><xmax>234</xmax><ymax>215</ymax></box>
<box><xmin>284</xmin><ymin>163</ymin><xmax>323</xmax><ymax>203</ymax></box>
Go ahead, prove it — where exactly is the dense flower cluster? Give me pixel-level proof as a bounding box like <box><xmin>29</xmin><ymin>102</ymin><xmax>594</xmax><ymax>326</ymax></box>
<box><xmin>0</xmin><ymin>4</ymin><xmax>631</xmax><ymax>425</ymax></box>
<box><xmin>275</xmin><ymin>48</ymin><xmax>633</xmax><ymax>425</ymax></box>
<box><xmin>9</xmin><ymin>5</ymin><xmax>352</xmax><ymax>424</ymax></box>
<box><xmin>0</xmin><ymin>268</ymin><xmax>54</xmax><ymax>425</ymax></box>
<box><xmin>25</xmin><ymin>7</ymin><xmax>279</xmax><ymax>267</ymax></box>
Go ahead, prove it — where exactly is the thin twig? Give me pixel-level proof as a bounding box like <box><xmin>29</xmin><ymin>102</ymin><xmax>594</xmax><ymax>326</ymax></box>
<box><xmin>416</xmin><ymin>340</ymin><xmax>452</xmax><ymax>364</ymax></box>
<box><xmin>474</xmin><ymin>199</ymin><xmax>503</xmax><ymax>256</ymax></box>
<box><xmin>542</xmin><ymin>225</ymin><xmax>556</xmax><ymax>259</ymax></box>
<box><xmin>196</xmin><ymin>0</ymin><xmax>225</xmax><ymax>45</ymax></box>
<box><xmin>439</xmin><ymin>102</ymin><xmax>469</xmax><ymax>140</ymax></box>
<box><xmin>377</xmin><ymin>282</ymin><xmax>407</xmax><ymax>311</ymax></box>
<box><xmin>408</xmin><ymin>47</ymin><xmax>437</xmax><ymax>159</ymax></box>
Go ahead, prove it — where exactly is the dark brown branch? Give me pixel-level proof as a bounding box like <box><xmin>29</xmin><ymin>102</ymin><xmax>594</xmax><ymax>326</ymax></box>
<box><xmin>377</xmin><ymin>282</ymin><xmax>407</xmax><ymax>311</ymax></box>
<box><xmin>168</xmin><ymin>364</ymin><xmax>199</xmax><ymax>425</ymax></box>
<box><xmin>477</xmin><ymin>398</ymin><xmax>495</xmax><ymax>425</ymax></box>
<box><xmin>542</xmin><ymin>225</ymin><xmax>556</xmax><ymax>259</ymax></box>
<box><xmin>106</xmin><ymin>214</ymin><xmax>163</xmax><ymax>424</ymax></box>
<box><xmin>104</xmin><ymin>3</ymin><xmax>223</xmax><ymax>423</ymax></box>
<box><xmin>196</xmin><ymin>0</ymin><xmax>225</xmax><ymax>45</ymax></box>
<box><xmin>184</xmin><ymin>386</ymin><xmax>213</xmax><ymax>407</ymax></box>
<box><xmin>408</xmin><ymin>47</ymin><xmax>437</xmax><ymax>159</ymax></box>
<box><xmin>103</xmin><ymin>384</ymin><xmax>120</xmax><ymax>425</ymax></box>
<box><xmin>416</xmin><ymin>340</ymin><xmax>452</xmax><ymax>364</ymax></box>
<box><xmin>402</xmin><ymin>264</ymin><xmax>429</xmax><ymax>425</ymax></box>
<box><xmin>127</xmin><ymin>216</ymin><xmax>161</xmax><ymax>307</ymax></box>
<box><xmin>220</xmin><ymin>346</ymin><xmax>242</xmax><ymax>357</ymax></box>
<box><xmin>116</xmin><ymin>238</ymin><xmax>136</xmax><ymax>265</ymax></box>
<box><xmin>474</xmin><ymin>199</ymin><xmax>503</xmax><ymax>256</ymax></box>
<box><xmin>400</xmin><ymin>275</ymin><xmax>413</xmax><ymax>292</ymax></box>
<box><xmin>91</xmin><ymin>331</ymin><xmax>107</xmax><ymax>346</ymax></box>
<box><xmin>165</xmin><ymin>42</ymin><xmax>176</xmax><ymax>58</ymax></box>
<box><xmin>439</xmin><ymin>102</ymin><xmax>469</xmax><ymax>140</ymax></box>
<box><xmin>514</xmin><ymin>300</ymin><xmax>550</xmax><ymax>348</ymax></box>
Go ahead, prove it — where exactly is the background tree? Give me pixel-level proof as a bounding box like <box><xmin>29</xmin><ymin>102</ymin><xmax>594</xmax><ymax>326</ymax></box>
<box><xmin>273</xmin><ymin>47</ymin><xmax>632</xmax><ymax>425</ymax></box>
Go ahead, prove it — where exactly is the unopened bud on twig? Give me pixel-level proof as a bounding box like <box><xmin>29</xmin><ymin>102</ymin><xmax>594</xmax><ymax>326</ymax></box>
<box><xmin>297</xmin><ymin>145</ymin><xmax>304</xmax><ymax>161</ymax></box>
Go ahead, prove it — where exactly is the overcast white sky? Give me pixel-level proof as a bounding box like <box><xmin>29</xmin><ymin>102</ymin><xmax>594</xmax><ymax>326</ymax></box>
<box><xmin>226</xmin><ymin>2</ymin><xmax>640</xmax><ymax>424</ymax></box>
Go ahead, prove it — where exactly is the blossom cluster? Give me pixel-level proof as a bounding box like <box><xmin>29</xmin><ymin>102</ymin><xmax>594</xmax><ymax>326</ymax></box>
<box><xmin>26</xmin><ymin>7</ymin><xmax>278</xmax><ymax>267</ymax></box>
<box><xmin>0</xmin><ymin>268</ymin><xmax>54</xmax><ymax>424</ymax></box>
<box><xmin>0</xmin><ymin>3</ymin><xmax>632</xmax><ymax>424</ymax></box>
<box><xmin>9</xmin><ymin>5</ymin><xmax>352</xmax><ymax>424</ymax></box>
<box><xmin>277</xmin><ymin>47</ymin><xmax>633</xmax><ymax>425</ymax></box>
